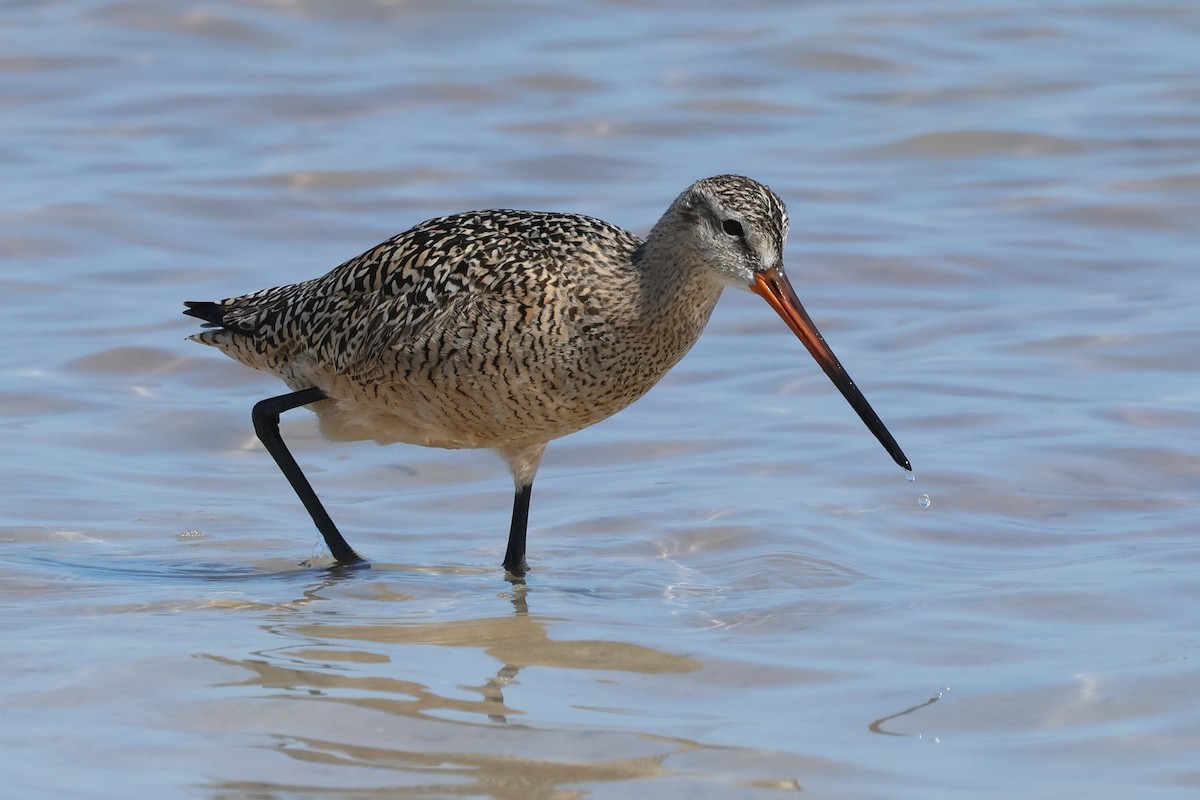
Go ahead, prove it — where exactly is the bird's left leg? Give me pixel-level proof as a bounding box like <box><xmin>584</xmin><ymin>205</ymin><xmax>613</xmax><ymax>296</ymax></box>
<box><xmin>252</xmin><ymin>387</ymin><xmax>365</xmax><ymax>565</ymax></box>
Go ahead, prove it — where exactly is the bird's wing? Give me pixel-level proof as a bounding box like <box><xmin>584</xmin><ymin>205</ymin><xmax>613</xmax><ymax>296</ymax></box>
<box><xmin>321</xmin><ymin>213</ymin><xmax>561</xmax><ymax>385</ymax></box>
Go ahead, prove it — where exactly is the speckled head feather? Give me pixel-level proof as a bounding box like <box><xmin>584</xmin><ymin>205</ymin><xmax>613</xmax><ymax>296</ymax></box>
<box><xmin>651</xmin><ymin>174</ymin><xmax>790</xmax><ymax>289</ymax></box>
<box><xmin>692</xmin><ymin>174</ymin><xmax>790</xmax><ymax>253</ymax></box>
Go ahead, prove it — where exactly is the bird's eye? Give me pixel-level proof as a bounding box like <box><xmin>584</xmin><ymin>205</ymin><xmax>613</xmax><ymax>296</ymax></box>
<box><xmin>721</xmin><ymin>219</ymin><xmax>744</xmax><ymax>238</ymax></box>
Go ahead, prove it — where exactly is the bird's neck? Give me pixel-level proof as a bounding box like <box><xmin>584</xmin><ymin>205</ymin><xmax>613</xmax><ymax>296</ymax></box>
<box><xmin>629</xmin><ymin>234</ymin><xmax>726</xmax><ymax>352</ymax></box>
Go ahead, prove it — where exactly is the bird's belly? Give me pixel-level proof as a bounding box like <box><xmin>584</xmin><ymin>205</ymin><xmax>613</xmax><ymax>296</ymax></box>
<box><xmin>270</xmin><ymin>296</ymin><xmax>704</xmax><ymax>453</ymax></box>
<box><xmin>295</xmin><ymin>364</ymin><xmax>648</xmax><ymax>452</ymax></box>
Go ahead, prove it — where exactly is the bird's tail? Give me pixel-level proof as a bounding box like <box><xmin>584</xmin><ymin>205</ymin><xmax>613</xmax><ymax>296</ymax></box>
<box><xmin>182</xmin><ymin>300</ymin><xmax>228</xmax><ymax>329</ymax></box>
<box><xmin>183</xmin><ymin>295</ymin><xmax>281</xmax><ymax>370</ymax></box>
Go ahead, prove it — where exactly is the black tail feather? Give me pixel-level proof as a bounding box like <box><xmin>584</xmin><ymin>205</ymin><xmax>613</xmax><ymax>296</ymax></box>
<box><xmin>183</xmin><ymin>301</ymin><xmax>227</xmax><ymax>328</ymax></box>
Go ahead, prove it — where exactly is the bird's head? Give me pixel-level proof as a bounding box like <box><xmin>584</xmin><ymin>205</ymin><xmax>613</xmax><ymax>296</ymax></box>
<box><xmin>665</xmin><ymin>174</ymin><xmax>911</xmax><ymax>472</ymax></box>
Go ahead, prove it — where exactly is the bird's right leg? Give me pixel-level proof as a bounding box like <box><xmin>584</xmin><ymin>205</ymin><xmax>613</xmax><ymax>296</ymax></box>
<box><xmin>499</xmin><ymin>443</ymin><xmax>545</xmax><ymax>579</ymax></box>
<box><xmin>503</xmin><ymin>482</ymin><xmax>533</xmax><ymax>578</ymax></box>
<box><xmin>251</xmin><ymin>387</ymin><xmax>365</xmax><ymax>565</ymax></box>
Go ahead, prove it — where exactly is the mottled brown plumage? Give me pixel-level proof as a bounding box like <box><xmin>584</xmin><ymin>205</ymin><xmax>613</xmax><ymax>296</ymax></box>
<box><xmin>185</xmin><ymin>175</ymin><xmax>909</xmax><ymax>575</ymax></box>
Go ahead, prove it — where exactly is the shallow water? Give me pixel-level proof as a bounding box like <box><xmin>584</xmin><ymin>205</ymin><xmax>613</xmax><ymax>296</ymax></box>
<box><xmin>3</xmin><ymin>1</ymin><xmax>1199</xmax><ymax>797</ymax></box>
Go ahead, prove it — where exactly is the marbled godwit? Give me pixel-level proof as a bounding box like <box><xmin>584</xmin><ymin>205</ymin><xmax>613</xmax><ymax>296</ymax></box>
<box><xmin>184</xmin><ymin>175</ymin><xmax>910</xmax><ymax>576</ymax></box>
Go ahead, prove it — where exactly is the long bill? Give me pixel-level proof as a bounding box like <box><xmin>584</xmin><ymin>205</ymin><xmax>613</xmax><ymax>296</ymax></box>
<box><xmin>751</xmin><ymin>265</ymin><xmax>911</xmax><ymax>471</ymax></box>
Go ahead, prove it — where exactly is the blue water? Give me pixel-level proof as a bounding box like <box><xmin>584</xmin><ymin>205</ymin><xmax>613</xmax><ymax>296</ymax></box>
<box><xmin>3</xmin><ymin>1</ymin><xmax>1199</xmax><ymax>797</ymax></box>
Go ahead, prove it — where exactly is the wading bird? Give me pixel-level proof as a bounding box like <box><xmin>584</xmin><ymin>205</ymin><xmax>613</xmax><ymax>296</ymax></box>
<box><xmin>185</xmin><ymin>175</ymin><xmax>910</xmax><ymax>576</ymax></box>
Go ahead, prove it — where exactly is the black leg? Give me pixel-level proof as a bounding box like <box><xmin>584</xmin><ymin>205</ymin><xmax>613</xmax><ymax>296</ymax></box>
<box><xmin>251</xmin><ymin>387</ymin><xmax>364</xmax><ymax>565</ymax></box>
<box><xmin>502</xmin><ymin>482</ymin><xmax>533</xmax><ymax>577</ymax></box>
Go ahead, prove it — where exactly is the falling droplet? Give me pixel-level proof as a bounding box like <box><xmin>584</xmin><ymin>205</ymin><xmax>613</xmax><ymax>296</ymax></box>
<box><xmin>905</xmin><ymin>470</ymin><xmax>916</xmax><ymax>483</ymax></box>
<box><xmin>918</xmin><ymin>494</ymin><xmax>931</xmax><ymax>508</ymax></box>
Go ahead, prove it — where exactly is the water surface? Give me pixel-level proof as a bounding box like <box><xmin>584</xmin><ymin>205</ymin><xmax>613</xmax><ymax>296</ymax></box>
<box><xmin>3</xmin><ymin>1</ymin><xmax>1199</xmax><ymax>797</ymax></box>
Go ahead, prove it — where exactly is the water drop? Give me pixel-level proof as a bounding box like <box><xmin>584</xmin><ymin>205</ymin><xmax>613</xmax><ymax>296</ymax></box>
<box><xmin>918</xmin><ymin>494</ymin><xmax>931</xmax><ymax>508</ymax></box>
<box><xmin>905</xmin><ymin>470</ymin><xmax>916</xmax><ymax>482</ymax></box>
